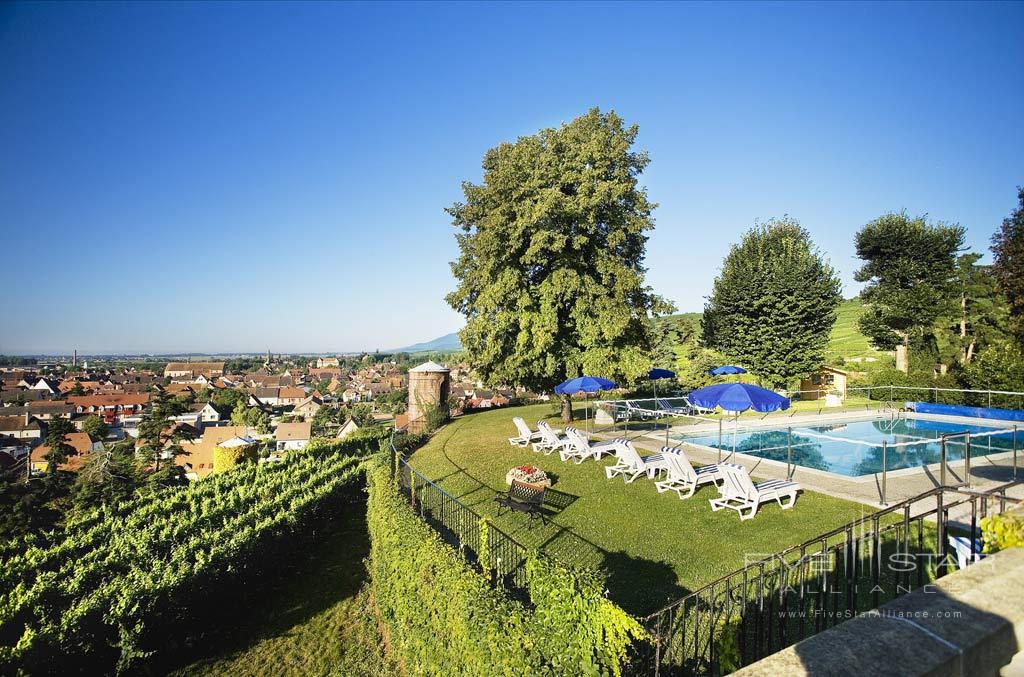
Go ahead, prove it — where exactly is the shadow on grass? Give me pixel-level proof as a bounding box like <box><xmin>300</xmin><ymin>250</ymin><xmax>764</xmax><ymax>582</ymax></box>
<box><xmin>155</xmin><ymin>501</ymin><xmax>371</xmax><ymax>674</ymax></box>
<box><xmin>601</xmin><ymin>550</ymin><xmax>691</xmax><ymax>617</ymax></box>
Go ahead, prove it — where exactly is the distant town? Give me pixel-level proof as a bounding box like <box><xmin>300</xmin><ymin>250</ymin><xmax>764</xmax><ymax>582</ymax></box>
<box><xmin>0</xmin><ymin>348</ymin><xmax>530</xmax><ymax>483</ymax></box>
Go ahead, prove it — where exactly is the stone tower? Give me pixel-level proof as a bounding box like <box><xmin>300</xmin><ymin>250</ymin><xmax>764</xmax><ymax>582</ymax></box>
<box><xmin>407</xmin><ymin>361</ymin><xmax>450</xmax><ymax>434</ymax></box>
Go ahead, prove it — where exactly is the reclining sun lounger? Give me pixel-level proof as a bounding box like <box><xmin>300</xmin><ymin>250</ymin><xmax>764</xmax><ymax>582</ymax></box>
<box><xmin>508</xmin><ymin>416</ymin><xmax>544</xmax><ymax>447</ymax></box>
<box><xmin>654</xmin><ymin>447</ymin><xmax>725</xmax><ymax>499</ymax></box>
<box><xmin>532</xmin><ymin>421</ymin><xmax>571</xmax><ymax>455</ymax></box>
<box><xmin>709</xmin><ymin>463</ymin><xmax>800</xmax><ymax>520</ymax></box>
<box><xmin>604</xmin><ymin>441</ymin><xmax>670</xmax><ymax>483</ymax></box>
<box><xmin>562</xmin><ymin>427</ymin><xmax>628</xmax><ymax>464</ymax></box>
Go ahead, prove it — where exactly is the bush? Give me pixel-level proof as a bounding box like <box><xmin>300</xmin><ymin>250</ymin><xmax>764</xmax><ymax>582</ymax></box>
<box><xmin>964</xmin><ymin>344</ymin><xmax>1024</xmax><ymax>408</ymax></box>
<box><xmin>980</xmin><ymin>509</ymin><xmax>1024</xmax><ymax>553</ymax></box>
<box><xmin>366</xmin><ymin>463</ymin><xmax>644</xmax><ymax>675</ymax></box>
<box><xmin>212</xmin><ymin>444</ymin><xmax>257</xmax><ymax>472</ymax></box>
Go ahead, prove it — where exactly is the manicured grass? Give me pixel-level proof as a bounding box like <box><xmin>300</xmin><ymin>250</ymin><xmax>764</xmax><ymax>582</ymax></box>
<box><xmin>169</xmin><ymin>503</ymin><xmax>395</xmax><ymax>677</ymax></box>
<box><xmin>408</xmin><ymin>404</ymin><xmax>879</xmax><ymax>616</ymax></box>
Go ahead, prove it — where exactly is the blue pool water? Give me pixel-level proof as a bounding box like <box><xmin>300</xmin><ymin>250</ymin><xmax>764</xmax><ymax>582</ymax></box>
<box><xmin>679</xmin><ymin>418</ymin><xmax>1022</xmax><ymax>477</ymax></box>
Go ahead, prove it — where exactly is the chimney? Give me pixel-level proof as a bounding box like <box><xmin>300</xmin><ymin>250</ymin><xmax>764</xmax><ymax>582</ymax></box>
<box><xmin>25</xmin><ymin>412</ymin><xmax>31</xmax><ymax>427</ymax></box>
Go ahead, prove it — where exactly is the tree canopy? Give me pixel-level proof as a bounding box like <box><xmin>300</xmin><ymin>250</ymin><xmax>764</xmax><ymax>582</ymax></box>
<box><xmin>991</xmin><ymin>187</ymin><xmax>1024</xmax><ymax>342</ymax></box>
<box><xmin>446</xmin><ymin>108</ymin><xmax>672</xmax><ymax>417</ymax></box>
<box><xmin>854</xmin><ymin>212</ymin><xmax>964</xmax><ymax>372</ymax></box>
<box><xmin>701</xmin><ymin>217</ymin><xmax>842</xmax><ymax>389</ymax></box>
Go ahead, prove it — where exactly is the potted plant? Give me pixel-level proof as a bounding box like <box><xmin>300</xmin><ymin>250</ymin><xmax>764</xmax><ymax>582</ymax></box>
<box><xmin>505</xmin><ymin>464</ymin><xmax>551</xmax><ymax>487</ymax></box>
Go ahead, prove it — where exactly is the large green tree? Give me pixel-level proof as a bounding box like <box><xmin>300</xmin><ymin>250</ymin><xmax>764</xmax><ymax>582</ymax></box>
<box><xmin>854</xmin><ymin>213</ymin><xmax>965</xmax><ymax>372</ymax></box>
<box><xmin>701</xmin><ymin>217</ymin><xmax>842</xmax><ymax>389</ymax></box>
<box><xmin>42</xmin><ymin>418</ymin><xmax>77</xmax><ymax>475</ymax></box>
<box><xmin>991</xmin><ymin>187</ymin><xmax>1024</xmax><ymax>342</ymax></box>
<box><xmin>446</xmin><ymin>109</ymin><xmax>673</xmax><ymax>420</ymax></box>
<box><xmin>943</xmin><ymin>253</ymin><xmax>1008</xmax><ymax>365</ymax></box>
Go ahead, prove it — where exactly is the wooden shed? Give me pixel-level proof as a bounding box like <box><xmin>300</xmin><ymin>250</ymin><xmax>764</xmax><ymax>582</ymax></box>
<box><xmin>799</xmin><ymin>366</ymin><xmax>849</xmax><ymax>400</ymax></box>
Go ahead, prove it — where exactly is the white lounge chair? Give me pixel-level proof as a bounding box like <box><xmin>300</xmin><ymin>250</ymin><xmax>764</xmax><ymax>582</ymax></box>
<box><xmin>709</xmin><ymin>464</ymin><xmax>800</xmax><ymax>520</ymax></box>
<box><xmin>656</xmin><ymin>399</ymin><xmax>688</xmax><ymax>416</ymax></box>
<box><xmin>532</xmin><ymin>421</ymin><xmax>570</xmax><ymax>455</ymax></box>
<box><xmin>655</xmin><ymin>447</ymin><xmax>725</xmax><ymax>499</ymax></box>
<box><xmin>508</xmin><ymin>416</ymin><xmax>543</xmax><ymax>447</ymax></box>
<box><xmin>561</xmin><ymin>427</ymin><xmax>628</xmax><ymax>464</ymax></box>
<box><xmin>948</xmin><ymin>535</ymin><xmax>984</xmax><ymax>570</ymax></box>
<box><xmin>684</xmin><ymin>397</ymin><xmax>713</xmax><ymax>416</ymax></box>
<box><xmin>604</xmin><ymin>441</ymin><xmax>670</xmax><ymax>483</ymax></box>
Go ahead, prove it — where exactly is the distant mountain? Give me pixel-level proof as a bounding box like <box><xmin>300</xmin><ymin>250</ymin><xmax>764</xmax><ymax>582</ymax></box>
<box><xmin>392</xmin><ymin>332</ymin><xmax>462</xmax><ymax>354</ymax></box>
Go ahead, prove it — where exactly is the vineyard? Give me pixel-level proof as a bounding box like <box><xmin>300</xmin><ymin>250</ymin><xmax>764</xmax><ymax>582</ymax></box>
<box><xmin>0</xmin><ymin>433</ymin><xmax>383</xmax><ymax>673</ymax></box>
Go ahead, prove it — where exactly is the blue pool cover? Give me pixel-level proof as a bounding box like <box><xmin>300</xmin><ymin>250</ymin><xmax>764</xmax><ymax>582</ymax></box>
<box><xmin>909</xmin><ymin>402</ymin><xmax>1024</xmax><ymax>423</ymax></box>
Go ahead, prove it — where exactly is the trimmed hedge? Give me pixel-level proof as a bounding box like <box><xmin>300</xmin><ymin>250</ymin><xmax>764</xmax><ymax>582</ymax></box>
<box><xmin>366</xmin><ymin>462</ymin><xmax>644</xmax><ymax>676</ymax></box>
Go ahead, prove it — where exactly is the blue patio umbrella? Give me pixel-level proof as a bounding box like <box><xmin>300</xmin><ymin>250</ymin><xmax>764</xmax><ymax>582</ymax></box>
<box><xmin>709</xmin><ymin>365</ymin><xmax>748</xmax><ymax>376</ymax></box>
<box><xmin>647</xmin><ymin>368</ymin><xmax>676</xmax><ymax>401</ymax></box>
<box><xmin>688</xmin><ymin>382</ymin><xmax>790</xmax><ymax>413</ymax></box>
<box><xmin>555</xmin><ymin>376</ymin><xmax>616</xmax><ymax>429</ymax></box>
<box><xmin>688</xmin><ymin>382</ymin><xmax>790</xmax><ymax>455</ymax></box>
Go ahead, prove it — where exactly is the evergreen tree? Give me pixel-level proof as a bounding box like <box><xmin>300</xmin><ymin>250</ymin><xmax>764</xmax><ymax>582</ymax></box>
<box><xmin>137</xmin><ymin>389</ymin><xmax>193</xmax><ymax>470</ymax></box>
<box><xmin>81</xmin><ymin>415</ymin><xmax>109</xmax><ymax>442</ymax></box>
<box><xmin>991</xmin><ymin>187</ymin><xmax>1024</xmax><ymax>342</ymax></box>
<box><xmin>702</xmin><ymin>217</ymin><xmax>842</xmax><ymax>389</ymax></box>
<box><xmin>943</xmin><ymin>253</ymin><xmax>1008</xmax><ymax>365</ymax></box>
<box><xmin>854</xmin><ymin>212</ymin><xmax>965</xmax><ymax>372</ymax></box>
<box><xmin>42</xmin><ymin>418</ymin><xmax>77</xmax><ymax>475</ymax></box>
<box><xmin>446</xmin><ymin>108</ymin><xmax>673</xmax><ymax>420</ymax></box>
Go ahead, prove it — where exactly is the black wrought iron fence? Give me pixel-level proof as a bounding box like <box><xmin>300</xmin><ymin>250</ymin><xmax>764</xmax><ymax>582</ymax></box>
<box><xmin>391</xmin><ymin>429</ymin><xmax>531</xmax><ymax>595</ymax></box>
<box><xmin>638</xmin><ymin>483</ymin><xmax>1021</xmax><ymax>676</ymax></box>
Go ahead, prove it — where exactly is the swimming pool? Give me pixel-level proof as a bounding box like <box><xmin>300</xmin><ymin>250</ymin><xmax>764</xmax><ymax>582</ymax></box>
<box><xmin>678</xmin><ymin>417</ymin><xmax>1022</xmax><ymax>477</ymax></box>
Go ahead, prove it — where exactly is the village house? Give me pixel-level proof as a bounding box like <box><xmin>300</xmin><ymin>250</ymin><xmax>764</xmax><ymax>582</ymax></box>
<box><xmin>278</xmin><ymin>387</ymin><xmax>307</xmax><ymax>407</ymax></box>
<box><xmin>30</xmin><ymin>432</ymin><xmax>100</xmax><ymax>474</ymax></box>
<box><xmin>292</xmin><ymin>396</ymin><xmax>323</xmax><ymax>419</ymax></box>
<box><xmin>163</xmin><ymin>361</ymin><xmax>226</xmax><ymax>383</ymax></box>
<box><xmin>67</xmin><ymin>394</ymin><xmax>149</xmax><ymax>426</ymax></box>
<box><xmin>250</xmin><ymin>387</ymin><xmax>280</xmax><ymax>407</ymax></box>
<box><xmin>336</xmin><ymin>418</ymin><xmax>360</xmax><ymax>440</ymax></box>
<box><xmin>275</xmin><ymin>421</ymin><xmax>311</xmax><ymax>451</ymax></box>
<box><xmin>29</xmin><ymin>377</ymin><xmax>60</xmax><ymax>395</ymax></box>
<box><xmin>0</xmin><ymin>414</ymin><xmax>44</xmax><ymax>441</ymax></box>
<box><xmin>315</xmin><ymin>357</ymin><xmax>340</xmax><ymax>369</ymax></box>
<box><xmin>26</xmin><ymin>401</ymin><xmax>77</xmax><ymax>420</ymax></box>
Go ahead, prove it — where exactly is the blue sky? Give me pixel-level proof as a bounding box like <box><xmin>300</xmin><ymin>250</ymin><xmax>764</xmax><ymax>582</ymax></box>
<box><xmin>2</xmin><ymin>1</ymin><xmax>1021</xmax><ymax>355</ymax></box>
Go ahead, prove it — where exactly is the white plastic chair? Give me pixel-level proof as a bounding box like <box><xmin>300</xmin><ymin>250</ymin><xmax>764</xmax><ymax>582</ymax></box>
<box><xmin>654</xmin><ymin>447</ymin><xmax>725</xmax><ymax>499</ymax></box>
<box><xmin>532</xmin><ymin>421</ymin><xmax>570</xmax><ymax>455</ymax></box>
<box><xmin>508</xmin><ymin>416</ymin><xmax>543</xmax><ymax>447</ymax></box>
<box><xmin>561</xmin><ymin>427</ymin><xmax>628</xmax><ymax>464</ymax></box>
<box><xmin>604</xmin><ymin>441</ymin><xmax>669</xmax><ymax>483</ymax></box>
<box><xmin>709</xmin><ymin>464</ymin><xmax>800</xmax><ymax>520</ymax></box>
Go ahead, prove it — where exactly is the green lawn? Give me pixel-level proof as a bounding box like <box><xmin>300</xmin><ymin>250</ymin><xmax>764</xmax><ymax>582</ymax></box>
<box><xmin>169</xmin><ymin>503</ymin><xmax>395</xmax><ymax>677</ymax></box>
<box><xmin>407</xmin><ymin>404</ymin><xmax>879</xmax><ymax>617</ymax></box>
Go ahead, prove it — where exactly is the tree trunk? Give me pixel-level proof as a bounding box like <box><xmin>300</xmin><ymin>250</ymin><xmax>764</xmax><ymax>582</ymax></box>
<box><xmin>965</xmin><ymin>339</ymin><xmax>976</xmax><ymax>364</ymax></box>
<box><xmin>895</xmin><ymin>335</ymin><xmax>909</xmax><ymax>374</ymax></box>
<box><xmin>560</xmin><ymin>394</ymin><xmax>573</xmax><ymax>422</ymax></box>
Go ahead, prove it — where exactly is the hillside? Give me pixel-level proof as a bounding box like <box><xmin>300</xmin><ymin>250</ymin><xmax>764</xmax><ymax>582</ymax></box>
<box><xmin>824</xmin><ymin>298</ymin><xmax>890</xmax><ymax>368</ymax></box>
<box><xmin>656</xmin><ymin>300</ymin><xmax>890</xmax><ymax>369</ymax></box>
<box><xmin>392</xmin><ymin>332</ymin><xmax>461</xmax><ymax>354</ymax></box>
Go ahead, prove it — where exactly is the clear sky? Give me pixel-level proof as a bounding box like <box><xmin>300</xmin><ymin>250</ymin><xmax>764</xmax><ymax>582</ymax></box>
<box><xmin>2</xmin><ymin>1</ymin><xmax>1021</xmax><ymax>355</ymax></box>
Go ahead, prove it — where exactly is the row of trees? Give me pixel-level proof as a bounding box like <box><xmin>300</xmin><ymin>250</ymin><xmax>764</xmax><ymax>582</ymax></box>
<box><xmin>446</xmin><ymin>108</ymin><xmax>1022</xmax><ymax>415</ymax></box>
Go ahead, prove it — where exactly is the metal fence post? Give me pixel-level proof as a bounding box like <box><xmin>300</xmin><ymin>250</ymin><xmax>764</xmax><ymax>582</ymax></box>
<box><xmin>718</xmin><ymin>418</ymin><xmax>723</xmax><ymax>463</ymax></box>
<box><xmin>1014</xmin><ymin>425</ymin><xmax>1018</xmax><ymax>480</ymax></box>
<box><xmin>940</xmin><ymin>435</ymin><xmax>947</xmax><ymax>487</ymax></box>
<box><xmin>988</xmin><ymin>390</ymin><xmax>992</xmax><ymax>408</ymax></box>
<box><xmin>787</xmin><ymin>427</ymin><xmax>793</xmax><ymax>480</ymax></box>
<box><xmin>964</xmin><ymin>432</ymin><xmax>971</xmax><ymax>488</ymax></box>
<box><xmin>880</xmin><ymin>441</ymin><xmax>888</xmax><ymax>507</ymax></box>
